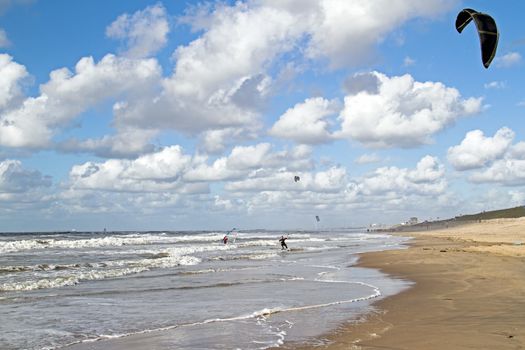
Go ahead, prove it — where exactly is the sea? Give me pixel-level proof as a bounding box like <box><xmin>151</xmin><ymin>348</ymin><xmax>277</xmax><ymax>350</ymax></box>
<box><xmin>0</xmin><ymin>229</ymin><xmax>411</xmax><ymax>350</ymax></box>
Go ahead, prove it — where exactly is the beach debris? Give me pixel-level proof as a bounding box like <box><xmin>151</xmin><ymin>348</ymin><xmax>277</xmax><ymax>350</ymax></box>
<box><xmin>455</xmin><ymin>8</ymin><xmax>499</xmax><ymax>68</ymax></box>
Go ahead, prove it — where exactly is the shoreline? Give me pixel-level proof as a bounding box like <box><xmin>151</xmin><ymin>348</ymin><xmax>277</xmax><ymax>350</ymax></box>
<box><xmin>289</xmin><ymin>218</ymin><xmax>525</xmax><ymax>349</ymax></box>
<box><xmin>58</xmin><ymin>219</ymin><xmax>525</xmax><ymax>349</ymax></box>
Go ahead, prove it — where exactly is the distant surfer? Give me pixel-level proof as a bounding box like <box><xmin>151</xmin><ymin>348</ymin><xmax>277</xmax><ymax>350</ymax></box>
<box><xmin>279</xmin><ymin>235</ymin><xmax>288</xmax><ymax>250</ymax></box>
<box><xmin>223</xmin><ymin>235</ymin><xmax>228</xmax><ymax>244</ymax></box>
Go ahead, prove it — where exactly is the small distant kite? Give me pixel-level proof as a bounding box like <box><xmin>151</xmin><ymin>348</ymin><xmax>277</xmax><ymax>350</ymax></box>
<box><xmin>455</xmin><ymin>8</ymin><xmax>499</xmax><ymax>68</ymax></box>
<box><xmin>294</xmin><ymin>176</ymin><xmax>300</xmax><ymax>182</ymax></box>
<box><xmin>315</xmin><ymin>215</ymin><xmax>320</xmax><ymax>222</ymax></box>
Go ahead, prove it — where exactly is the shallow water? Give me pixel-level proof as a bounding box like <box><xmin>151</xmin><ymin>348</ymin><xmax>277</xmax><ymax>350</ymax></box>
<box><xmin>0</xmin><ymin>230</ymin><xmax>410</xmax><ymax>349</ymax></box>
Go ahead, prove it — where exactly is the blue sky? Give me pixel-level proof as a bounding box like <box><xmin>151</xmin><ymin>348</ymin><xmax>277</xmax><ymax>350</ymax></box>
<box><xmin>1</xmin><ymin>0</ymin><xmax>524</xmax><ymax>231</ymax></box>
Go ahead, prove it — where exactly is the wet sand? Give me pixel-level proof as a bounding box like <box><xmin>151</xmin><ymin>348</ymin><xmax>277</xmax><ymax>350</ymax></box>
<box><xmin>290</xmin><ymin>218</ymin><xmax>525</xmax><ymax>349</ymax></box>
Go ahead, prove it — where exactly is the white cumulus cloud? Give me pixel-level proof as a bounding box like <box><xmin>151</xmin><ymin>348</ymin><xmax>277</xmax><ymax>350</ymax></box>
<box><xmin>57</xmin><ymin>128</ymin><xmax>158</xmax><ymax>158</ymax></box>
<box><xmin>225</xmin><ymin>166</ymin><xmax>347</xmax><ymax>193</ymax></box>
<box><xmin>448</xmin><ymin>127</ymin><xmax>525</xmax><ymax>186</ymax></box>
<box><xmin>495</xmin><ymin>52</ymin><xmax>522</xmax><ymax>68</ymax></box>
<box><xmin>300</xmin><ymin>0</ymin><xmax>456</xmax><ymax>68</ymax></box>
<box><xmin>335</xmin><ymin>71</ymin><xmax>482</xmax><ymax>148</ymax></box>
<box><xmin>185</xmin><ymin>143</ymin><xmax>313</xmax><ymax>182</ymax></box>
<box><xmin>469</xmin><ymin>159</ymin><xmax>525</xmax><ymax>186</ymax></box>
<box><xmin>68</xmin><ymin>145</ymin><xmax>196</xmax><ymax>192</ymax></box>
<box><xmin>119</xmin><ymin>2</ymin><xmax>304</xmax><ymax>133</ymax></box>
<box><xmin>0</xmin><ymin>159</ymin><xmax>53</xmax><ymax>210</ymax></box>
<box><xmin>199</xmin><ymin>126</ymin><xmax>259</xmax><ymax>154</ymax></box>
<box><xmin>0</xmin><ymin>159</ymin><xmax>51</xmax><ymax>193</ymax></box>
<box><xmin>355</xmin><ymin>155</ymin><xmax>446</xmax><ymax>197</ymax></box>
<box><xmin>0</xmin><ymin>54</ymin><xmax>161</xmax><ymax>148</ymax></box>
<box><xmin>114</xmin><ymin>0</ymin><xmax>458</xmax><ymax>138</ymax></box>
<box><xmin>0</xmin><ymin>54</ymin><xmax>28</xmax><ymax>109</ymax></box>
<box><xmin>106</xmin><ymin>3</ymin><xmax>170</xmax><ymax>58</ymax></box>
<box><xmin>447</xmin><ymin>127</ymin><xmax>514</xmax><ymax>171</ymax></box>
<box><xmin>269</xmin><ymin>97</ymin><xmax>339</xmax><ymax>144</ymax></box>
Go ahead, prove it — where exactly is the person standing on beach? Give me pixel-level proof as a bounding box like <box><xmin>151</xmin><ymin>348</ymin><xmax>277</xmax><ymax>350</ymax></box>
<box><xmin>279</xmin><ymin>235</ymin><xmax>288</xmax><ymax>250</ymax></box>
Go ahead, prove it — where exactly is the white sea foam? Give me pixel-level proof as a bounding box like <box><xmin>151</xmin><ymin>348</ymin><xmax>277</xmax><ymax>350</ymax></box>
<box><xmin>1</xmin><ymin>246</ymin><xmax>204</xmax><ymax>273</ymax></box>
<box><xmin>0</xmin><ymin>234</ymin><xmax>322</xmax><ymax>253</ymax></box>
<box><xmin>0</xmin><ymin>236</ymin><xmax>161</xmax><ymax>253</ymax></box>
<box><xmin>0</xmin><ymin>254</ymin><xmax>201</xmax><ymax>292</ymax></box>
<box><xmin>0</xmin><ymin>233</ymin><xmax>231</xmax><ymax>253</ymax></box>
<box><xmin>0</xmin><ymin>232</ymin><xmax>337</xmax><ymax>254</ymax></box>
<box><xmin>236</xmin><ymin>239</ymin><xmax>279</xmax><ymax>247</ymax></box>
<box><xmin>0</xmin><ymin>242</ymin><xmax>256</xmax><ymax>292</ymax></box>
<box><xmin>1</xmin><ymin>234</ymin><xmax>238</xmax><ymax>254</ymax></box>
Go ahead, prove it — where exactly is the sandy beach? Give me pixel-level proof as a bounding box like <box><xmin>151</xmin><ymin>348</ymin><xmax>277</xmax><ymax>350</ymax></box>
<box><xmin>290</xmin><ymin>218</ymin><xmax>525</xmax><ymax>349</ymax></box>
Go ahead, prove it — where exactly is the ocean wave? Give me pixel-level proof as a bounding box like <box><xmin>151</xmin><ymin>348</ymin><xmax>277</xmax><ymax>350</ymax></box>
<box><xmin>0</xmin><ymin>262</ymin><xmax>106</xmax><ymax>274</ymax></box>
<box><xmin>0</xmin><ymin>233</ymin><xmax>239</xmax><ymax>254</ymax></box>
<box><xmin>0</xmin><ymin>254</ymin><xmax>200</xmax><ymax>292</ymax></box>
<box><xmin>0</xmin><ymin>233</ymin><xmax>232</xmax><ymax>253</ymax></box>
<box><xmin>0</xmin><ymin>236</ymin><xmax>162</xmax><ymax>253</ymax></box>
<box><xmin>0</xmin><ymin>246</ymin><xmax>203</xmax><ymax>274</ymax></box>
<box><xmin>0</xmin><ymin>231</ymin><xmax>342</xmax><ymax>254</ymax></box>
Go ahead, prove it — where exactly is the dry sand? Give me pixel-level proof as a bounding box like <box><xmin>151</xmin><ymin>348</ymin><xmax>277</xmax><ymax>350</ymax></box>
<box><xmin>286</xmin><ymin>218</ymin><xmax>525</xmax><ymax>350</ymax></box>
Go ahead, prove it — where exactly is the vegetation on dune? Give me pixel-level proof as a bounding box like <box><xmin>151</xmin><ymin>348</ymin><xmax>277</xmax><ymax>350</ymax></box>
<box><xmin>455</xmin><ymin>206</ymin><xmax>525</xmax><ymax>221</ymax></box>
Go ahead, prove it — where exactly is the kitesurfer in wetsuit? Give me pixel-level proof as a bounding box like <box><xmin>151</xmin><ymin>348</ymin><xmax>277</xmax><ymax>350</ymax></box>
<box><xmin>279</xmin><ymin>236</ymin><xmax>288</xmax><ymax>250</ymax></box>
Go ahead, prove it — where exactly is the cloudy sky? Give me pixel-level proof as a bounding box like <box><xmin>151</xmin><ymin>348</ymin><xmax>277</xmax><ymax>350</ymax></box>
<box><xmin>1</xmin><ymin>0</ymin><xmax>524</xmax><ymax>231</ymax></box>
